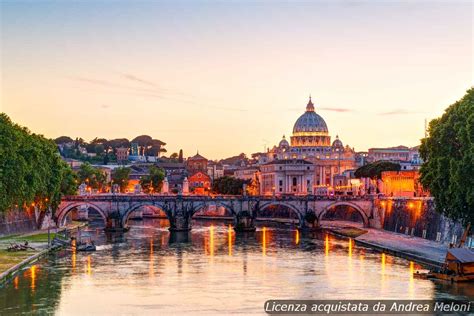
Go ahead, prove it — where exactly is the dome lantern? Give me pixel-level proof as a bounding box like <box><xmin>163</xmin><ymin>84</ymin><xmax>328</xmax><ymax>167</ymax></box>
<box><xmin>306</xmin><ymin>95</ymin><xmax>315</xmax><ymax>112</ymax></box>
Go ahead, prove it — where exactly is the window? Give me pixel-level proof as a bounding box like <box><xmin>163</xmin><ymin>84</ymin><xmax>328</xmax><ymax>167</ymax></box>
<box><xmin>292</xmin><ymin>177</ymin><xmax>297</xmax><ymax>186</ymax></box>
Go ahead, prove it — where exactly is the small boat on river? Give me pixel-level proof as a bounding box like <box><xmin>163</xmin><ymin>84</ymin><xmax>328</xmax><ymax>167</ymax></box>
<box><xmin>73</xmin><ymin>236</ymin><xmax>96</xmax><ymax>252</ymax></box>
<box><xmin>428</xmin><ymin>224</ymin><xmax>473</xmax><ymax>283</ymax></box>
<box><xmin>429</xmin><ymin>248</ymin><xmax>474</xmax><ymax>283</ymax></box>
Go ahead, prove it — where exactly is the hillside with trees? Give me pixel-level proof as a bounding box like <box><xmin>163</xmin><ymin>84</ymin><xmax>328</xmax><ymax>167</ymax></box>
<box><xmin>55</xmin><ymin>134</ymin><xmax>167</xmax><ymax>164</ymax></box>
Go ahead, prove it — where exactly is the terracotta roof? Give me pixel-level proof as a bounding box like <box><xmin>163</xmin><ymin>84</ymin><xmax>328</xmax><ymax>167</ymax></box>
<box><xmin>188</xmin><ymin>152</ymin><xmax>207</xmax><ymax>160</ymax></box>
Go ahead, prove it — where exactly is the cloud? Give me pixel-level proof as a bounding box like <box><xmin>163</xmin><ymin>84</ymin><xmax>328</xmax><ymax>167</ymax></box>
<box><xmin>319</xmin><ymin>107</ymin><xmax>353</xmax><ymax>113</ymax></box>
<box><xmin>68</xmin><ymin>73</ymin><xmax>247</xmax><ymax>112</ymax></box>
<box><xmin>378</xmin><ymin>109</ymin><xmax>423</xmax><ymax>116</ymax></box>
<box><xmin>121</xmin><ymin>73</ymin><xmax>159</xmax><ymax>87</ymax></box>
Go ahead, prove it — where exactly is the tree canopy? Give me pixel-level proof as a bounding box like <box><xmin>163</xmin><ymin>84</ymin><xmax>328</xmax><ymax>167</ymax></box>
<box><xmin>354</xmin><ymin>161</ymin><xmax>401</xmax><ymax>179</ymax></box>
<box><xmin>112</xmin><ymin>167</ymin><xmax>131</xmax><ymax>192</ymax></box>
<box><xmin>212</xmin><ymin>176</ymin><xmax>249</xmax><ymax>195</ymax></box>
<box><xmin>140</xmin><ymin>166</ymin><xmax>165</xmax><ymax>193</ymax></box>
<box><xmin>0</xmin><ymin>114</ymin><xmax>77</xmax><ymax>213</ymax></box>
<box><xmin>420</xmin><ymin>88</ymin><xmax>474</xmax><ymax>225</ymax></box>
<box><xmin>77</xmin><ymin>163</ymin><xmax>107</xmax><ymax>191</ymax></box>
<box><xmin>54</xmin><ymin>136</ymin><xmax>74</xmax><ymax>144</ymax></box>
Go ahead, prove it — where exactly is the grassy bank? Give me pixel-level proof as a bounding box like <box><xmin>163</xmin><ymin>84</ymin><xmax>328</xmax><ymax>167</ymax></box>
<box><xmin>0</xmin><ymin>221</ymin><xmax>86</xmax><ymax>275</ymax></box>
<box><xmin>0</xmin><ymin>249</ymin><xmax>39</xmax><ymax>274</ymax></box>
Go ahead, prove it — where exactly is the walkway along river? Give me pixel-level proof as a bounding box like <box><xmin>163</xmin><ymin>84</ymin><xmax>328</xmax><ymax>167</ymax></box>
<box><xmin>0</xmin><ymin>219</ymin><xmax>472</xmax><ymax>315</ymax></box>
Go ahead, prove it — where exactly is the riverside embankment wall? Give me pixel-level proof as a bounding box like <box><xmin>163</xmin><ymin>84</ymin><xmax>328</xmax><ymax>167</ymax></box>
<box><xmin>379</xmin><ymin>198</ymin><xmax>467</xmax><ymax>245</ymax></box>
<box><xmin>0</xmin><ymin>209</ymin><xmax>38</xmax><ymax>237</ymax></box>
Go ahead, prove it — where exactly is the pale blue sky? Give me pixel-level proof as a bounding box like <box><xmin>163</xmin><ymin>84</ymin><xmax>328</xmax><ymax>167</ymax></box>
<box><xmin>1</xmin><ymin>0</ymin><xmax>472</xmax><ymax>159</ymax></box>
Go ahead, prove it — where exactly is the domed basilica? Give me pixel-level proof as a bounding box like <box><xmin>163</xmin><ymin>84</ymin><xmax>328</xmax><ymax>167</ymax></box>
<box><xmin>257</xmin><ymin>96</ymin><xmax>357</xmax><ymax>195</ymax></box>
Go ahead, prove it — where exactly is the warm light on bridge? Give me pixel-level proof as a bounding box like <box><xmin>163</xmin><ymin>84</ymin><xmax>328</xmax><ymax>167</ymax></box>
<box><xmin>228</xmin><ymin>224</ymin><xmax>233</xmax><ymax>256</ymax></box>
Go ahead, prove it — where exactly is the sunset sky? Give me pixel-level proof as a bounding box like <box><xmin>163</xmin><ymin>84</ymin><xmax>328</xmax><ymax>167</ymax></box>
<box><xmin>1</xmin><ymin>1</ymin><xmax>472</xmax><ymax>159</ymax></box>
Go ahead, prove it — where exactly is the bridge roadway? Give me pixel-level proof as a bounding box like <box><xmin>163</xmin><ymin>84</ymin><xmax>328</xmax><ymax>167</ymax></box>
<box><xmin>57</xmin><ymin>194</ymin><xmax>385</xmax><ymax>232</ymax></box>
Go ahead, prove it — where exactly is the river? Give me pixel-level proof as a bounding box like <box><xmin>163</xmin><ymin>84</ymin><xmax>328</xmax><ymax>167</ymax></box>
<box><xmin>0</xmin><ymin>219</ymin><xmax>472</xmax><ymax>315</ymax></box>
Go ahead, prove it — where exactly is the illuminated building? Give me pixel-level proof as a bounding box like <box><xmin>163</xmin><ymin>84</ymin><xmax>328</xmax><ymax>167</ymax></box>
<box><xmin>259</xmin><ymin>159</ymin><xmax>314</xmax><ymax>195</ymax></box>
<box><xmin>381</xmin><ymin>170</ymin><xmax>428</xmax><ymax>197</ymax></box>
<box><xmin>253</xmin><ymin>96</ymin><xmax>357</xmax><ymax>193</ymax></box>
<box><xmin>188</xmin><ymin>171</ymin><xmax>211</xmax><ymax>194</ymax></box>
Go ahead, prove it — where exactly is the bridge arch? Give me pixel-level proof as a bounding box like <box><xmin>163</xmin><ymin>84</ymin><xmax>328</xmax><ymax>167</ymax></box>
<box><xmin>121</xmin><ymin>202</ymin><xmax>172</xmax><ymax>228</ymax></box>
<box><xmin>190</xmin><ymin>201</ymin><xmax>236</xmax><ymax>217</ymax></box>
<box><xmin>257</xmin><ymin>201</ymin><xmax>304</xmax><ymax>224</ymax></box>
<box><xmin>57</xmin><ymin>202</ymin><xmax>107</xmax><ymax>227</ymax></box>
<box><xmin>318</xmin><ymin>201</ymin><xmax>369</xmax><ymax>227</ymax></box>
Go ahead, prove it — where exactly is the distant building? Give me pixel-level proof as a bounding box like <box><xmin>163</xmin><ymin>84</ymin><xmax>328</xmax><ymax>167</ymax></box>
<box><xmin>188</xmin><ymin>171</ymin><xmax>211</xmax><ymax>194</ymax></box>
<box><xmin>156</xmin><ymin>162</ymin><xmax>187</xmax><ymax>191</ymax></box>
<box><xmin>234</xmin><ymin>166</ymin><xmax>259</xmax><ymax>181</ymax></box>
<box><xmin>207</xmin><ymin>161</ymin><xmax>224</xmax><ymax>180</ymax></box>
<box><xmin>129</xmin><ymin>142</ymin><xmax>146</xmax><ymax>162</ymax></box>
<box><xmin>367</xmin><ymin>146</ymin><xmax>420</xmax><ymax>163</ymax></box>
<box><xmin>252</xmin><ymin>96</ymin><xmax>357</xmax><ymax>188</ymax></box>
<box><xmin>186</xmin><ymin>152</ymin><xmax>208</xmax><ymax>174</ymax></box>
<box><xmin>259</xmin><ymin>159</ymin><xmax>314</xmax><ymax>195</ymax></box>
<box><xmin>116</xmin><ymin>147</ymin><xmax>129</xmax><ymax>163</ymax></box>
<box><xmin>62</xmin><ymin>158</ymin><xmax>83</xmax><ymax>168</ymax></box>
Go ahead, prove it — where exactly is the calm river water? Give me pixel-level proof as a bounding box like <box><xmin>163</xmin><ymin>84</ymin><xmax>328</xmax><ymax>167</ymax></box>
<box><xmin>0</xmin><ymin>219</ymin><xmax>472</xmax><ymax>315</ymax></box>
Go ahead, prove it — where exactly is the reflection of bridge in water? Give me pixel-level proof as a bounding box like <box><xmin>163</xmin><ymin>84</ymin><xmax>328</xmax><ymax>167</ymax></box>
<box><xmin>57</xmin><ymin>194</ymin><xmax>387</xmax><ymax>232</ymax></box>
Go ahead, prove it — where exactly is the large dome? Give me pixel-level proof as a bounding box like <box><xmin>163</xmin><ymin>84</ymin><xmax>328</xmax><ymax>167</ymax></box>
<box><xmin>292</xmin><ymin>97</ymin><xmax>328</xmax><ymax>134</ymax></box>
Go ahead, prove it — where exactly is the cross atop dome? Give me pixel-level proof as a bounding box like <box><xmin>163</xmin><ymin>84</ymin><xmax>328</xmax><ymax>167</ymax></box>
<box><xmin>306</xmin><ymin>95</ymin><xmax>314</xmax><ymax>112</ymax></box>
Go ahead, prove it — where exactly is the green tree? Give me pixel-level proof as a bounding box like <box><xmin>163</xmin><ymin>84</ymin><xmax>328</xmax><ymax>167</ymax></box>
<box><xmin>420</xmin><ymin>88</ymin><xmax>474</xmax><ymax>225</ymax></box>
<box><xmin>77</xmin><ymin>163</ymin><xmax>107</xmax><ymax>191</ymax></box>
<box><xmin>0</xmin><ymin>114</ymin><xmax>76</xmax><ymax>216</ymax></box>
<box><xmin>354</xmin><ymin>161</ymin><xmax>401</xmax><ymax>179</ymax></box>
<box><xmin>60</xmin><ymin>163</ymin><xmax>78</xmax><ymax>196</ymax></box>
<box><xmin>212</xmin><ymin>176</ymin><xmax>249</xmax><ymax>195</ymax></box>
<box><xmin>112</xmin><ymin>167</ymin><xmax>131</xmax><ymax>192</ymax></box>
<box><xmin>140</xmin><ymin>166</ymin><xmax>165</xmax><ymax>193</ymax></box>
<box><xmin>54</xmin><ymin>136</ymin><xmax>74</xmax><ymax>144</ymax></box>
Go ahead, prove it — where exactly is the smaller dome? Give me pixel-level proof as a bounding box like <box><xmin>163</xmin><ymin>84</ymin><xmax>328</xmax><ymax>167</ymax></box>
<box><xmin>279</xmin><ymin>135</ymin><xmax>289</xmax><ymax>148</ymax></box>
<box><xmin>332</xmin><ymin>135</ymin><xmax>343</xmax><ymax>148</ymax></box>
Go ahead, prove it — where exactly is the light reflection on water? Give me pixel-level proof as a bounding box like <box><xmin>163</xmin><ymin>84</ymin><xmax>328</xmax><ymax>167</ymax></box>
<box><xmin>0</xmin><ymin>219</ymin><xmax>473</xmax><ymax>315</ymax></box>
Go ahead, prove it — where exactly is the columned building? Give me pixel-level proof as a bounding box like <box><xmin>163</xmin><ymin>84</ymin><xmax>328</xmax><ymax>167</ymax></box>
<box><xmin>254</xmin><ymin>96</ymin><xmax>357</xmax><ymax>194</ymax></box>
<box><xmin>260</xmin><ymin>159</ymin><xmax>314</xmax><ymax>195</ymax></box>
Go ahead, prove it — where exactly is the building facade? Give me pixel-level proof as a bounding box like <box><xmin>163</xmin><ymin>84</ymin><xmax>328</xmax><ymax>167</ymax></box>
<box><xmin>253</xmin><ymin>96</ymin><xmax>357</xmax><ymax>194</ymax></box>
<box><xmin>259</xmin><ymin>159</ymin><xmax>314</xmax><ymax>195</ymax></box>
<box><xmin>186</xmin><ymin>152</ymin><xmax>208</xmax><ymax>174</ymax></box>
<box><xmin>381</xmin><ymin>170</ymin><xmax>428</xmax><ymax>197</ymax></box>
<box><xmin>188</xmin><ymin>171</ymin><xmax>211</xmax><ymax>194</ymax></box>
<box><xmin>115</xmin><ymin>147</ymin><xmax>129</xmax><ymax>163</ymax></box>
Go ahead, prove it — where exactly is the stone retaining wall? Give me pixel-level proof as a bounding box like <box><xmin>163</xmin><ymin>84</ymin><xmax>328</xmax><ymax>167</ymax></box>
<box><xmin>0</xmin><ymin>209</ymin><xmax>38</xmax><ymax>237</ymax></box>
<box><xmin>380</xmin><ymin>198</ymin><xmax>468</xmax><ymax>245</ymax></box>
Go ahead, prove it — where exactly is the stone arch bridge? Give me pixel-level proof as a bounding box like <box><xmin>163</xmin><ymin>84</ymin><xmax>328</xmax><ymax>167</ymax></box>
<box><xmin>57</xmin><ymin>194</ymin><xmax>384</xmax><ymax>232</ymax></box>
